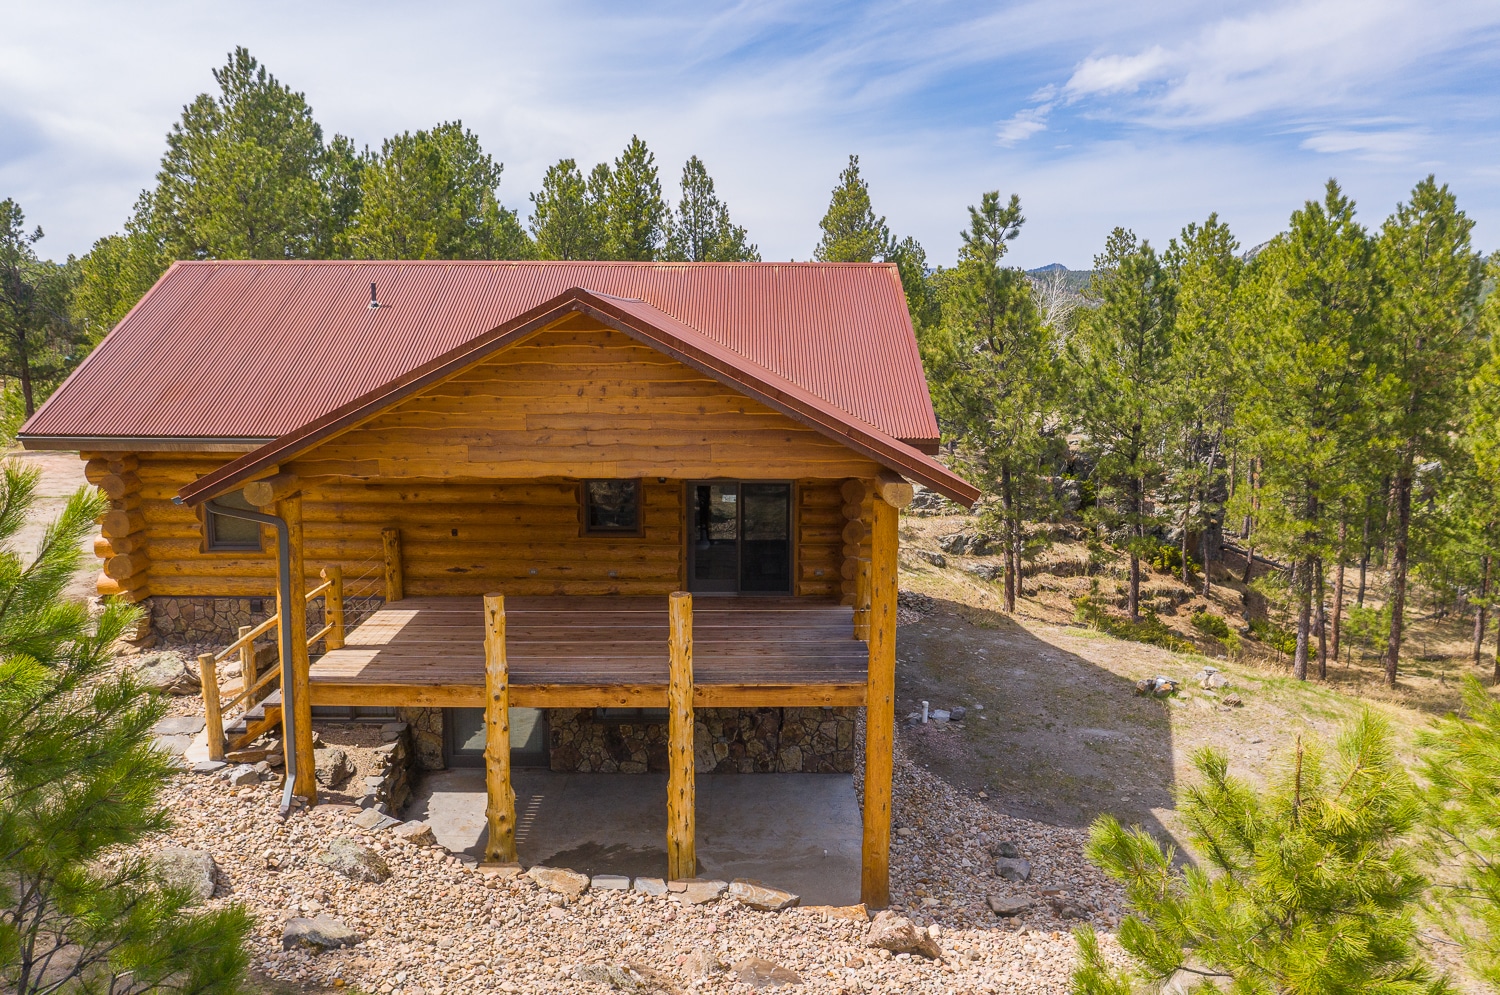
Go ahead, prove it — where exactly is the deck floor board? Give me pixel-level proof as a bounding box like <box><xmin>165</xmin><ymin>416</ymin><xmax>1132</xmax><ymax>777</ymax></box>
<box><xmin>309</xmin><ymin>595</ymin><xmax>869</xmax><ymax>708</ymax></box>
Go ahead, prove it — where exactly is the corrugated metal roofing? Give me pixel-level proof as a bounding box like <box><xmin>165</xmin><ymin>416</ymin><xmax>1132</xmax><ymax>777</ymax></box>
<box><xmin>174</xmin><ymin>287</ymin><xmax>980</xmax><ymax>507</ymax></box>
<box><xmin>21</xmin><ymin>260</ymin><xmax>941</xmax><ymax>448</ymax></box>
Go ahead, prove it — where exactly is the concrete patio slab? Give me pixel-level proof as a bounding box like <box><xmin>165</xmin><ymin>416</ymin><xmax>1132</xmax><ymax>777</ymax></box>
<box><xmin>405</xmin><ymin>770</ymin><xmax>862</xmax><ymax>906</ymax></box>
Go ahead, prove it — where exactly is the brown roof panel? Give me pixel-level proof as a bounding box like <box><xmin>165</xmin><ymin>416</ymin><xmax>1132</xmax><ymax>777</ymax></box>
<box><xmin>20</xmin><ymin>260</ymin><xmax>941</xmax><ymax>450</ymax></box>
<box><xmin>175</xmin><ymin>288</ymin><xmax>980</xmax><ymax>507</ymax></box>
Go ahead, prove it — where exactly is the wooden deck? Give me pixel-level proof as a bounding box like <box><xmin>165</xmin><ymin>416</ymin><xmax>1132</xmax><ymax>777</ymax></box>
<box><xmin>307</xmin><ymin>596</ymin><xmax>868</xmax><ymax>708</ymax></box>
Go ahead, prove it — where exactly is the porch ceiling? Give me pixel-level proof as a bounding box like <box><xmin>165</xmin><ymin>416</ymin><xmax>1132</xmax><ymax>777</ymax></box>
<box><xmin>307</xmin><ymin>596</ymin><xmax>869</xmax><ymax>709</ymax></box>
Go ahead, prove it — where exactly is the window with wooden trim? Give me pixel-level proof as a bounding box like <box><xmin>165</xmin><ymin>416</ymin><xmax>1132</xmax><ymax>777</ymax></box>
<box><xmin>582</xmin><ymin>479</ymin><xmax>642</xmax><ymax>535</ymax></box>
<box><xmin>205</xmin><ymin>488</ymin><xmax>262</xmax><ymax>552</ymax></box>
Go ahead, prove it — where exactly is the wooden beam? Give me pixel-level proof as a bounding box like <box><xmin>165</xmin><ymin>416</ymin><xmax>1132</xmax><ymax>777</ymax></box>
<box><xmin>305</xmin><ymin>681</ymin><xmax>868</xmax><ymax>710</ymax></box>
<box><xmin>667</xmin><ymin>591</ymin><xmax>695</xmax><ymax>881</ymax></box>
<box><xmin>382</xmin><ymin>527</ymin><xmax>404</xmax><ymax>602</ymax></box>
<box><xmin>279</xmin><ymin>493</ymin><xmax>317</xmax><ymax>803</ymax></box>
<box><xmin>238</xmin><ymin>624</ymin><xmax>257</xmax><ymax>702</ymax></box>
<box><xmin>482</xmin><ymin>593</ymin><xmax>516</xmax><ymax>863</ymax></box>
<box><xmin>861</xmin><ymin>495</ymin><xmax>898</xmax><ymax>908</ymax></box>
<box><xmin>244</xmin><ymin>472</ymin><xmax>301</xmax><ymax>508</ymax></box>
<box><xmin>99</xmin><ymin>471</ymin><xmax>140</xmax><ymax>501</ymax></box>
<box><xmin>322</xmin><ymin>566</ymin><xmax>345</xmax><ymax>650</ymax></box>
<box><xmin>875</xmin><ymin>470</ymin><xmax>914</xmax><ymax>510</ymax></box>
<box><xmin>198</xmin><ymin>653</ymin><xmax>224</xmax><ymax>762</ymax></box>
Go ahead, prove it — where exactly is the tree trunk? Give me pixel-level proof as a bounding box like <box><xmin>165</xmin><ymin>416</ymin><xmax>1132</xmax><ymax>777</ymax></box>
<box><xmin>1357</xmin><ymin>502</ymin><xmax>1371</xmax><ymax>608</ymax></box>
<box><xmin>1242</xmin><ymin>459</ymin><xmax>1258</xmax><ymax>584</ymax></box>
<box><xmin>1128</xmin><ymin>475</ymin><xmax>1142</xmax><ymax>621</ymax></box>
<box><xmin>1384</xmin><ymin>462</ymin><xmax>1413</xmax><ymax>687</ymax></box>
<box><xmin>17</xmin><ymin>347</ymin><xmax>34</xmax><ymax>416</ymax></box>
<box><xmin>1332</xmin><ymin>552</ymin><xmax>1346</xmax><ymax>663</ymax></box>
<box><xmin>1315</xmin><ymin>559</ymin><xmax>1328</xmax><ymax>680</ymax></box>
<box><xmin>1293</xmin><ymin>556</ymin><xmax>1312</xmax><ymax>681</ymax></box>
<box><xmin>1201</xmin><ymin>521</ymin><xmax>1213</xmax><ymax>598</ymax></box>
<box><xmin>1000</xmin><ymin>465</ymin><xmax>1016</xmax><ymax>614</ymax></box>
<box><xmin>1180</xmin><ymin>508</ymin><xmax>1191</xmax><ymax>586</ymax></box>
<box><xmin>1474</xmin><ymin>554</ymin><xmax>1491</xmax><ymax>667</ymax></box>
<box><xmin>1012</xmin><ymin>519</ymin><xmax>1023</xmax><ymax>603</ymax></box>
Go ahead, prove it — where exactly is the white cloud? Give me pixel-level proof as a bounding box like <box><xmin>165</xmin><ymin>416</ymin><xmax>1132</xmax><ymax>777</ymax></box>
<box><xmin>1065</xmin><ymin>46</ymin><xmax>1170</xmax><ymax>98</ymax></box>
<box><xmin>996</xmin><ymin>106</ymin><xmax>1052</xmax><ymax>146</ymax></box>
<box><xmin>1300</xmin><ymin>129</ymin><xmax>1429</xmax><ymax>160</ymax></box>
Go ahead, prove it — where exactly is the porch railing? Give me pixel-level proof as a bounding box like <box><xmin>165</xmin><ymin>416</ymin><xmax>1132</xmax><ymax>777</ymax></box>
<box><xmin>198</xmin><ymin>566</ymin><xmax>344</xmax><ymax>762</ymax></box>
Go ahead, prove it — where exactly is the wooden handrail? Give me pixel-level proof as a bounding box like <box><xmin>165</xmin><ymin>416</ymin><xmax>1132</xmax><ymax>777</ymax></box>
<box><xmin>219</xmin><ymin>661</ymin><xmax>280</xmax><ymax>717</ymax></box>
<box><xmin>201</xmin><ymin>568</ymin><xmax>345</xmax><ymax>760</ymax></box>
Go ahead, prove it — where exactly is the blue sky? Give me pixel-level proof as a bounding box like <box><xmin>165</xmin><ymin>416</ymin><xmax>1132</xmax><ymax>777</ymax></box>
<box><xmin>3</xmin><ymin>0</ymin><xmax>1498</xmax><ymax>269</ymax></box>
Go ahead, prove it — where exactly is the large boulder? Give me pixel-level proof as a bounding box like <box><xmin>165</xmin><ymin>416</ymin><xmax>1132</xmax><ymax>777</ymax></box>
<box><xmin>994</xmin><ymin>857</ymin><xmax>1033</xmax><ymax>882</ymax></box>
<box><xmin>131</xmin><ymin>651</ymin><xmax>200</xmax><ymax>695</ymax></box>
<box><xmin>313</xmin><ymin>838</ymin><xmax>391</xmax><ymax>883</ymax></box>
<box><xmin>151</xmin><ymin>846</ymin><xmax>217</xmax><ymax>903</ymax></box>
<box><xmin>282</xmin><ymin>915</ymin><xmax>360</xmax><ymax>952</ymax></box>
<box><xmin>865</xmin><ymin>910</ymin><xmax>940</xmax><ymax>958</ymax></box>
<box><xmin>314</xmin><ymin>748</ymin><xmax>355</xmax><ymax>789</ymax></box>
<box><xmin>391</xmin><ymin>820</ymin><xmax>437</xmax><ymax>846</ymax></box>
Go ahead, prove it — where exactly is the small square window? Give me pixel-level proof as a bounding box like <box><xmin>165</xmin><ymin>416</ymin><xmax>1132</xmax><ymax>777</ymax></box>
<box><xmin>206</xmin><ymin>489</ymin><xmax>262</xmax><ymax>552</ymax></box>
<box><xmin>583</xmin><ymin>480</ymin><xmax>641</xmax><ymax>535</ymax></box>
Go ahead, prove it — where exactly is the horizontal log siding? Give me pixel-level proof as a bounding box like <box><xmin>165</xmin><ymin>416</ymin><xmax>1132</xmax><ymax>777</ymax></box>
<box><xmin>796</xmin><ymin>481</ymin><xmax>842</xmax><ymax>598</ymax></box>
<box><xmin>287</xmin><ymin>325</ymin><xmax>883</xmax><ymax>481</ymax></box>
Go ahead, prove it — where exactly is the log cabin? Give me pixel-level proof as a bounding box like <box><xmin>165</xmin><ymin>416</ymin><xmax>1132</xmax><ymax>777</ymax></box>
<box><xmin>18</xmin><ymin>260</ymin><xmax>978</xmax><ymax>904</ymax></box>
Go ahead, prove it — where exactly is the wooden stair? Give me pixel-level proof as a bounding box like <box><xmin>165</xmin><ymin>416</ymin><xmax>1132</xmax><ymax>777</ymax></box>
<box><xmin>225</xmin><ymin>689</ymin><xmax>282</xmax><ymax>752</ymax></box>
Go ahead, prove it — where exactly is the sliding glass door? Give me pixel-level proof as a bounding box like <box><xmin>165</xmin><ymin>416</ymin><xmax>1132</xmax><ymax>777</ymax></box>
<box><xmin>688</xmin><ymin>482</ymin><xmax>791</xmax><ymax>594</ymax></box>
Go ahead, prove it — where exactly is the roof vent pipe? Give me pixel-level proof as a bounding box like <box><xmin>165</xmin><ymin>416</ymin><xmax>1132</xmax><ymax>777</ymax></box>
<box><xmin>369</xmin><ymin>283</ymin><xmax>380</xmax><ymax>309</ymax></box>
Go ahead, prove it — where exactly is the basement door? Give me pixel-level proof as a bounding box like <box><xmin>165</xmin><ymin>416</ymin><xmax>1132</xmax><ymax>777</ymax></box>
<box><xmin>687</xmin><ymin>482</ymin><xmax>792</xmax><ymax>594</ymax></box>
<box><xmin>444</xmin><ymin>708</ymin><xmax>549</xmax><ymax>768</ymax></box>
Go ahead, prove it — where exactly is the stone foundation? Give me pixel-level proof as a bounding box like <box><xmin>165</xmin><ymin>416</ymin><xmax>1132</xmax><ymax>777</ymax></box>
<box><xmin>398</xmin><ymin>707</ymin><xmax>446</xmax><ymax>771</ymax></box>
<box><xmin>146</xmin><ymin>593</ymin><xmax>386</xmax><ymax>647</ymax></box>
<box><xmin>363</xmin><ymin>722</ymin><xmax>417</xmax><ymax>814</ymax></box>
<box><xmin>547</xmin><ymin>707</ymin><xmax>858</xmax><ymax>774</ymax></box>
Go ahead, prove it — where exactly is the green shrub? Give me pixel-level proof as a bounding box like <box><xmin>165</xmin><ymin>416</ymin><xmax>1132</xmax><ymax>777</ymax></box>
<box><xmin>1147</xmin><ymin>543</ymin><xmax>1199</xmax><ymax>577</ymax></box>
<box><xmin>1074</xmin><ymin>593</ymin><xmax>1194</xmax><ymax>654</ymax></box>
<box><xmin>1345</xmin><ymin>603</ymin><xmax>1394</xmax><ymax>655</ymax></box>
<box><xmin>1248</xmin><ymin>616</ymin><xmax>1297</xmax><ymax>655</ymax></box>
<box><xmin>1190</xmin><ymin>609</ymin><xmax>1240</xmax><ymax>654</ymax></box>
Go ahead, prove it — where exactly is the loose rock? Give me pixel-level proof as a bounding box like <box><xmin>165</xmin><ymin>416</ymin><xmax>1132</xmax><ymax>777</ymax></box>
<box><xmin>352</xmin><ymin>808</ymin><xmax>398</xmax><ymax>831</ymax></box>
<box><xmin>151</xmin><ymin>846</ymin><xmax>217</xmax><ymax>903</ymax></box>
<box><xmin>728</xmin><ymin>878</ymin><xmax>800</xmax><ymax>911</ymax></box>
<box><xmin>672</xmin><ymin>878</ymin><xmax>728</xmax><ymax>905</ymax></box>
<box><xmin>314</xmin><ymin>747</ymin><xmax>355</xmax><ymax>789</ymax></box>
<box><xmin>733</xmin><ymin>956</ymin><xmax>803</xmax><ymax>988</ymax></box>
<box><xmin>527</xmin><ymin>865</ymin><xmax>591</xmax><ymax>900</ymax></box>
<box><xmin>282</xmin><ymin>915</ymin><xmax>360</xmax><ymax>952</ymax></box>
<box><xmin>132</xmin><ymin>651</ymin><xmax>201</xmax><ymax>695</ymax></box>
<box><xmin>592</xmin><ymin>874</ymin><xmax>631</xmax><ymax>891</ymax></box>
<box><xmin>632</xmin><ymin>876</ymin><xmax>668</xmax><ymax>896</ymax></box>
<box><xmin>865</xmin><ymin>910</ymin><xmax>941</xmax><ymax>958</ymax></box>
<box><xmin>313</xmin><ymin>838</ymin><xmax>391</xmax><ymax>883</ymax></box>
<box><xmin>987</xmin><ymin>894</ymin><xmax>1033</xmax><ymax>917</ymax></box>
<box><xmin>390</xmin><ymin>820</ymin><xmax>437</xmax><ymax>846</ymax></box>
<box><xmin>994</xmin><ymin>856</ymin><xmax>1033</xmax><ymax>882</ymax></box>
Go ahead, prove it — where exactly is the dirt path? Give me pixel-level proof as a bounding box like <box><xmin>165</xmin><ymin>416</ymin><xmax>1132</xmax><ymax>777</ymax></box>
<box><xmin>4</xmin><ymin>447</ymin><xmax>98</xmax><ymax>602</ymax></box>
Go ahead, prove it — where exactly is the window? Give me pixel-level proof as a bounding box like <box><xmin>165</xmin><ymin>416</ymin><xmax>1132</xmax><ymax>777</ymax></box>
<box><xmin>583</xmin><ymin>479</ymin><xmax>641</xmax><ymax>534</ymax></box>
<box><xmin>206</xmin><ymin>488</ymin><xmax>262</xmax><ymax>552</ymax></box>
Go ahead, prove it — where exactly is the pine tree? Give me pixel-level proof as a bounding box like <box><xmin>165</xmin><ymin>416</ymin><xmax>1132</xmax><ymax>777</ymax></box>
<box><xmin>71</xmin><ymin>192</ymin><xmax>170</xmax><ymax>346</ymax></box>
<box><xmin>0</xmin><ymin>201</ymin><xmax>79</xmax><ymax>417</ymax></box>
<box><xmin>598</xmin><ymin>136</ymin><xmax>667</xmax><ymax>261</ymax></box>
<box><xmin>814</xmin><ymin>155</ymin><xmax>892</xmax><ymax>263</ymax></box>
<box><xmin>1372</xmin><ymin>177</ymin><xmax>1484</xmax><ymax>686</ymax></box>
<box><xmin>887</xmin><ymin>235</ymin><xmax>940</xmax><ymax>334</ymax></box>
<box><xmin>152</xmin><ymin>47</ymin><xmax>348</xmax><ymax>261</ymax></box>
<box><xmin>926</xmin><ymin>192</ymin><xmax>1056</xmax><ymax>611</ymax></box>
<box><xmin>663</xmin><ymin>156</ymin><xmax>759</xmax><ymax>263</ymax></box>
<box><xmin>528</xmin><ymin>159</ymin><xmax>603</xmax><ymax>261</ymax></box>
<box><xmin>1073</xmin><ymin>712</ymin><xmax>1447</xmax><ymax>995</ymax></box>
<box><xmin>1457</xmin><ymin>261</ymin><xmax>1500</xmax><ymax>676</ymax></box>
<box><xmin>0</xmin><ymin>462</ymin><xmax>253</xmax><ymax>994</ymax></box>
<box><xmin>1164</xmin><ymin>215</ymin><xmax>1242</xmax><ymax>597</ymax></box>
<box><xmin>1236</xmin><ymin>181</ymin><xmax>1378</xmax><ymax>680</ymax></box>
<box><xmin>1418</xmin><ymin>675</ymin><xmax>1500</xmax><ymax>987</ymax></box>
<box><xmin>347</xmin><ymin>121</ymin><xmax>530</xmax><ymax>260</ymax></box>
<box><xmin>1067</xmin><ymin>228</ymin><xmax>1176</xmax><ymax>620</ymax></box>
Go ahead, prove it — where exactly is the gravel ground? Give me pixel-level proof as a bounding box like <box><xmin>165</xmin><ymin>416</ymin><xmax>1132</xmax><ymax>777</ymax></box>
<box><xmin>155</xmin><ymin>731</ymin><xmax>1124</xmax><ymax>994</ymax></box>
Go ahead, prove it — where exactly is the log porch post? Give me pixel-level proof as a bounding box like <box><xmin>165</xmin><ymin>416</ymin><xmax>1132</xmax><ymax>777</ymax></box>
<box><xmin>278</xmin><ymin>493</ymin><xmax>317</xmax><ymax>803</ymax></box>
<box><xmin>382</xmin><ymin>527</ymin><xmax>404</xmax><ymax>602</ymax></box>
<box><xmin>667</xmin><ymin>591</ymin><xmax>695</xmax><ymax>880</ymax></box>
<box><xmin>861</xmin><ymin>486</ymin><xmax>901</xmax><ymax>907</ymax></box>
<box><xmin>483</xmin><ymin>593</ymin><xmax>517</xmax><ymax>863</ymax></box>
<box><xmin>198</xmin><ymin>653</ymin><xmax>224</xmax><ymax>762</ymax></box>
<box><xmin>322</xmin><ymin>566</ymin><xmax>345</xmax><ymax>650</ymax></box>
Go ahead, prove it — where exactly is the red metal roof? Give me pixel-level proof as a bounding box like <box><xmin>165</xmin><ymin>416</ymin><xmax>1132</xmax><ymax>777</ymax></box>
<box><xmin>20</xmin><ymin>260</ymin><xmax>941</xmax><ymax>450</ymax></box>
<box><xmin>175</xmin><ymin>288</ymin><xmax>981</xmax><ymax>507</ymax></box>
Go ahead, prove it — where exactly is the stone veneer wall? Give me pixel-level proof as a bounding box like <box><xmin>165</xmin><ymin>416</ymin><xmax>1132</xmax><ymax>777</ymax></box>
<box><xmin>548</xmin><ymin>707</ymin><xmax>858</xmax><ymax>774</ymax></box>
<box><xmin>146</xmin><ymin>594</ymin><xmax>385</xmax><ymax>647</ymax></box>
<box><xmin>398</xmin><ymin>707</ymin><xmax>446</xmax><ymax>771</ymax></box>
